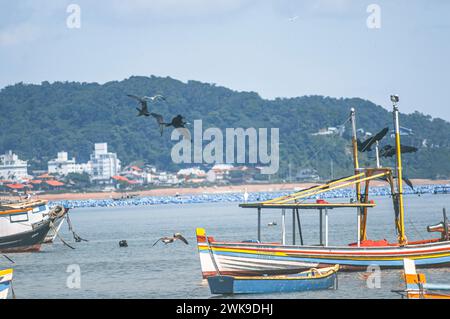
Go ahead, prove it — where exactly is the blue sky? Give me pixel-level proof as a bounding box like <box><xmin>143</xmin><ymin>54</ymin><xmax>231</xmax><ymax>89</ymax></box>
<box><xmin>1</xmin><ymin>0</ymin><xmax>449</xmax><ymax>120</ymax></box>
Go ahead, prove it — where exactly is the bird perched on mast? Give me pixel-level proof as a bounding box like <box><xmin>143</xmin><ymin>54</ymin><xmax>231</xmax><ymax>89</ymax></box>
<box><xmin>152</xmin><ymin>233</ymin><xmax>189</xmax><ymax>247</ymax></box>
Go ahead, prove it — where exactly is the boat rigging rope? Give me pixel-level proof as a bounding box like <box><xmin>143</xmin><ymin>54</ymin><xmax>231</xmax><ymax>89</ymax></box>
<box><xmin>1</xmin><ymin>254</ymin><xmax>14</xmax><ymax>264</ymax></box>
<box><xmin>10</xmin><ymin>279</ymin><xmax>16</xmax><ymax>299</ymax></box>
<box><xmin>407</xmin><ymin>218</ymin><xmax>424</xmax><ymax>241</ymax></box>
<box><xmin>66</xmin><ymin>213</ymin><xmax>88</xmax><ymax>243</ymax></box>
<box><xmin>50</xmin><ymin>220</ymin><xmax>75</xmax><ymax>249</ymax></box>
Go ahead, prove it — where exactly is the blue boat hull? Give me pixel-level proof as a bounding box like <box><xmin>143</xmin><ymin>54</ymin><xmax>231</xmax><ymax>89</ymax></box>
<box><xmin>207</xmin><ymin>273</ymin><xmax>337</xmax><ymax>295</ymax></box>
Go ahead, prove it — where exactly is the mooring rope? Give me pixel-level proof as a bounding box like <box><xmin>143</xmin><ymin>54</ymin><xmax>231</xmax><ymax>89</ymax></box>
<box><xmin>66</xmin><ymin>213</ymin><xmax>88</xmax><ymax>243</ymax></box>
<box><xmin>10</xmin><ymin>279</ymin><xmax>16</xmax><ymax>299</ymax></box>
<box><xmin>2</xmin><ymin>254</ymin><xmax>14</xmax><ymax>264</ymax></box>
<box><xmin>50</xmin><ymin>220</ymin><xmax>75</xmax><ymax>249</ymax></box>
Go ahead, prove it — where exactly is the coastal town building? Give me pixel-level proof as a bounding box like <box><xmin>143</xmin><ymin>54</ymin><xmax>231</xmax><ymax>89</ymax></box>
<box><xmin>312</xmin><ymin>125</ymin><xmax>345</xmax><ymax>137</ymax></box>
<box><xmin>48</xmin><ymin>151</ymin><xmax>90</xmax><ymax>176</ymax></box>
<box><xmin>0</xmin><ymin>150</ymin><xmax>29</xmax><ymax>180</ymax></box>
<box><xmin>208</xmin><ymin>164</ymin><xmax>234</xmax><ymax>182</ymax></box>
<box><xmin>88</xmin><ymin>143</ymin><xmax>121</xmax><ymax>183</ymax></box>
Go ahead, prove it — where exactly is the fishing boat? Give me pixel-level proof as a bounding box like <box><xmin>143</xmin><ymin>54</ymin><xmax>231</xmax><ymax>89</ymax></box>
<box><xmin>207</xmin><ymin>265</ymin><xmax>339</xmax><ymax>295</ymax></box>
<box><xmin>395</xmin><ymin>258</ymin><xmax>450</xmax><ymax>299</ymax></box>
<box><xmin>0</xmin><ymin>199</ymin><xmax>67</xmax><ymax>252</ymax></box>
<box><xmin>0</xmin><ymin>268</ymin><xmax>13</xmax><ymax>299</ymax></box>
<box><xmin>196</xmin><ymin>96</ymin><xmax>450</xmax><ymax>278</ymax></box>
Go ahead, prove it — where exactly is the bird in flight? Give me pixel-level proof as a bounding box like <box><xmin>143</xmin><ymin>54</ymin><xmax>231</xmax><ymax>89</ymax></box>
<box><xmin>127</xmin><ymin>94</ymin><xmax>166</xmax><ymax>117</ymax></box>
<box><xmin>167</xmin><ymin>115</ymin><xmax>191</xmax><ymax>140</ymax></box>
<box><xmin>150</xmin><ymin>112</ymin><xmax>166</xmax><ymax>136</ymax></box>
<box><xmin>288</xmin><ymin>16</ymin><xmax>298</xmax><ymax>22</ymax></box>
<box><xmin>357</xmin><ymin>127</ymin><xmax>389</xmax><ymax>152</ymax></box>
<box><xmin>147</xmin><ymin>94</ymin><xmax>166</xmax><ymax>102</ymax></box>
<box><xmin>379</xmin><ymin>145</ymin><xmax>418</xmax><ymax>158</ymax></box>
<box><xmin>152</xmin><ymin>233</ymin><xmax>189</xmax><ymax>246</ymax></box>
<box><xmin>150</xmin><ymin>114</ymin><xmax>191</xmax><ymax>140</ymax></box>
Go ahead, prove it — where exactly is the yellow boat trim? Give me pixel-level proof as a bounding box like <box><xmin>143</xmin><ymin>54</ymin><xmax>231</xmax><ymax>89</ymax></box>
<box><xmin>0</xmin><ymin>268</ymin><xmax>13</xmax><ymax>277</ymax></box>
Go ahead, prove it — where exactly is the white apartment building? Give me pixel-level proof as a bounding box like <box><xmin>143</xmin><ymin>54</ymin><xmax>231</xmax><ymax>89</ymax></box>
<box><xmin>48</xmin><ymin>151</ymin><xmax>90</xmax><ymax>176</ymax></box>
<box><xmin>0</xmin><ymin>151</ymin><xmax>29</xmax><ymax>180</ymax></box>
<box><xmin>89</xmin><ymin>143</ymin><xmax>121</xmax><ymax>183</ymax></box>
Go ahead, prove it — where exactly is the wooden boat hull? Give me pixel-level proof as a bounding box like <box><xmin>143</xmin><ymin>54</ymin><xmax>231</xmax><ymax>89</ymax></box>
<box><xmin>207</xmin><ymin>265</ymin><xmax>338</xmax><ymax>294</ymax></box>
<box><xmin>0</xmin><ymin>269</ymin><xmax>13</xmax><ymax>299</ymax></box>
<box><xmin>196</xmin><ymin>228</ymin><xmax>450</xmax><ymax>278</ymax></box>
<box><xmin>0</xmin><ymin>220</ymin><xmax>51</xmax><ymax>253</ymax></box>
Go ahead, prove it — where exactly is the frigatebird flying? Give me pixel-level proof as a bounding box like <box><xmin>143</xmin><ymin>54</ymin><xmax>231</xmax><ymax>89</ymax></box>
<box><xmin>167</xmin><ymin>115</ymin><xmax>191</xmax><ymax>140</ymax></box>
<box><xmin>150</xmin><ymin>112</ymin><xmax>166</xmax><ymax>136</ymax></box>
<box><xmin>127</xmin><ymin>94</ymin><xmax>150</xmax><ymax>117</ymax></box>
<box><xmin>357</xmin><ymin>127</ymin><xmax>389</xmax><ymax>152</ymax></box>
<box><xmin>149</xmin><ymin>113</ymin><xmax>190</xmax><ymax>139</ymax></box>
<box><xmin>127</xmin><ymin>94</ymin><xmax>166</xmax><ymax>117</ymax></box>
<box><xmin>379</xmin><ymin>145</ymin><xmax>418</xmax><ymax>158</ymax></box>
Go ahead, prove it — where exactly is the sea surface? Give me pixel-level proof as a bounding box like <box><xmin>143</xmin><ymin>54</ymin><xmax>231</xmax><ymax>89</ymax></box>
<box><xmin>4</xmin><ymin>194</ymin><xmax>450</xmax><ymax>299</ymax></box>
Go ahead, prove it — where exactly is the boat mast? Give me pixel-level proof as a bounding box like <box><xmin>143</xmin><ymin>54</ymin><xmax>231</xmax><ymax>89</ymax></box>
<box><xmin>350</xmin><ymin>108</ymin><xmax>362</xmax><ymax>246</ymax></box>
<box><xmin>350</xmin><ymin>108</ymin><xmax>361</xmax><ymax>201</ymax></box>
<box><xmin>392</xmin><ymin>95</ymin><xmax>407</xmax><ymax>245</ymax></box>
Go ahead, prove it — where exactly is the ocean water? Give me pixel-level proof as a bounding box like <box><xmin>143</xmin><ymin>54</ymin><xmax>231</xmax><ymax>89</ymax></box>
<box><xmin>4</xmin><ymin>194</ymin><xmax>450</xmax><ymax>299</ymax></box>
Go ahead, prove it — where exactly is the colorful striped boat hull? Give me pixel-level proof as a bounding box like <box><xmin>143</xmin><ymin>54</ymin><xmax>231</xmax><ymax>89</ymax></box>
<box><xmin>0</xmin><ymin>269</ymin><xmax>13</xmax><ymax>299</ymax></box>
<box><xmin>196</xmin><ymin>228</ymin><xmax>450</xmax><ymax>278</ymax></box>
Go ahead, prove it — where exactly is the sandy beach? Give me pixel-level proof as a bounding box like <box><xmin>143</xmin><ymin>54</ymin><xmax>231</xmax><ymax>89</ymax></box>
<box><xmin>30</xmin><ymin>179</ymin><xmax>449</xmax><ymax>201</ymax></box>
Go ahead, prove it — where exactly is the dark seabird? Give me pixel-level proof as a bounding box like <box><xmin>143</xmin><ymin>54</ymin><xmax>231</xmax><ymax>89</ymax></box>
<box><xmin>127</xmin><ymin>94</ymin><xmax>150</xmax><ymax>117</ymax></box>
<box><xmin>357</xmin><ymin>127</ymin><xmax>389</xmax><ymax>152</ymax></box>
<box><xmin>380</xmin><ymin>145</ymin><xmax>418</xmax><ymax>158</ymax></box>
<box><xmin>152</xmin><ymin>233</ymin><xmax>189</xmax><ymax>247</ymax></box>
<box><xmin>167</xmin><ymin>115</ymin><xmax>191</xmax><ymax>140</ymax></box>
<box><xmin>150</xmin><ymin>112</ymin><xmax>167</xmax><ymax>136</ymax></box>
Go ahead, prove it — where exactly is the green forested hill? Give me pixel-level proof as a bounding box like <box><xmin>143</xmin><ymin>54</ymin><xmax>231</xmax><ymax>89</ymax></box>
<box><xmin>1</xmin><ymin>76</ymin><xmax>449</xmax><ymax>179</ymax></box>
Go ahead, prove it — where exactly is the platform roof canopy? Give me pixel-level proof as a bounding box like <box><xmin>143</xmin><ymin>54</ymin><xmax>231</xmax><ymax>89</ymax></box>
<box><xmin>239</xmin><ymin>202</ymin><xmax>376</xmax><ymax>209</ymax></box>
<box><xmin>239</xmin><ymin>169</ymin><xmax>392</xmax><ymax>210</ymax></box>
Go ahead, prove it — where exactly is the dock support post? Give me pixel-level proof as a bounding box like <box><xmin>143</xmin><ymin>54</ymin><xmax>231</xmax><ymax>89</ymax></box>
<box><xmin>282</xmin><ymin>209</ymin><xmax>286</xmax><ymax>245</ymax></box>
<box><xmin>257</xmin><ymin>208</ymin><xmax>261</xmax><ymax>242</ymax></box>
<box><xmin>319</xmin><ymin>209</ymin><xmax>323</xmax><ymax>246</ymax></box>
<box><xmin>296</xmin><ymin>209</ymin><xmax>304</xmax><ymax>245</ymax></box>
<box><xmin>292</xmin><ymin>209</ymin><xmax>296</xmax><ymax>245</ymax></box>
<box><xmin>357</xmin><ymin>211</ymin><xmax>361</xmax><ymax>247</ymax></box>
<box><xmin>325</xmin><ymin>208</ymin><xmax>329</xmax><ymax>247</ymax></box>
